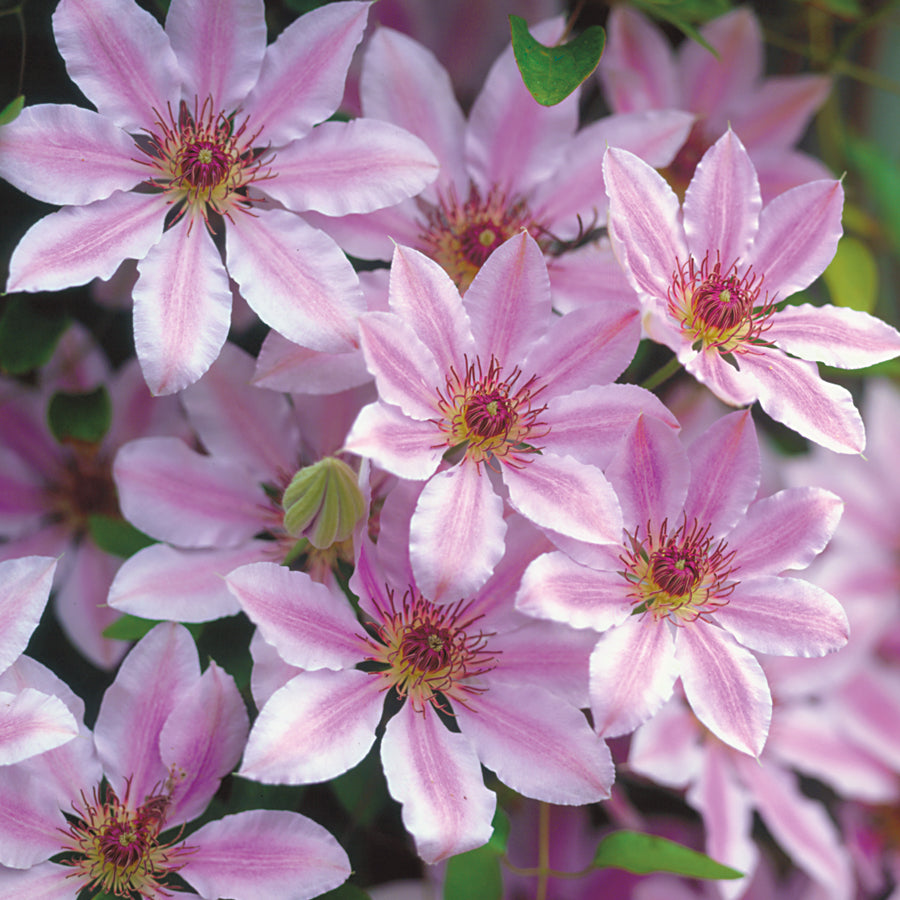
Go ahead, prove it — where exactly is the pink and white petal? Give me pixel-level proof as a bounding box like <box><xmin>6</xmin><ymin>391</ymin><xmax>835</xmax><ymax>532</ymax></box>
<box><xmin>589</xmin><ymin>617</ymin><xmax>679</xmax><ymax>738</ymax></box>
<box><xmin>160</xmin><ymin>662</ymin><xmax>249</xmax><ymax>825</ymax></box>
<box><xmin>0</xmin><ymin>862</ymin><xmax>76</xmax><ymax>899</ymax></box>
<box><xmin>226</xmin><ymin>208</ymin><xmax>363</xmax><ymax>353</ymax></box>
<box><xmin>749</xmin><ymin>179</ymin><xmax>844</xmax><ymax>300</ymax></box>
<box><xmin>504</xmin><ymin>452</ymin><xmax>623</xmax><ymax>546</ymax></box>
<box><xmin>114</xmin><ymin>437</ymin><xmax>265</xmax><ymax>547</ymax></box>
<box><xmin>53</xmin><ymin>0</ymin><xmax>180</xmax><ymax>131</ymax></box>
<box><xmin>242</xmin><ymin>1</ymin><xmax>369</xmax><ymax>145</ymax></box>
<box><xmin>94</xmin><ymin>623</ymin><xmax>201</xmax><ymax>802</ymax></box>
<box><xmin>383</xmin><ymin>702</ymin><xmax>496</xmax><ymax>864</ymax></box>
<box><xmin>134</xmin><ymin>215</ymin><xmax>232</xmax><ymax>395</ymax></box>
<box><xmin>7</xmin><ymin>191</ymin><xmax>167</xmax><ymax>293</ymax></box>
<box><xmin>343</xmin><ymin>402</ymin><xmax>442</xmax><ymax>480</ymax></box>
<box><xmin>838</xmin><ymin>668</ymin><xmax>900</xmax><ymax>773</ymax></box>
<box><xmin>457</xmin><ymin>679</ymin><xmax>613</xmax><ymax>804</ymax></box>
<box><xmin>516</xmin><ymin>551</ymin><xmax>631</xmax><ymax>632</ymax></box>
<box><xmin>737</xmin><ymin>351</ymin><xmax>865</xmax><ymax>454</ymax></box>
<box><xmin>717</xmin><ymin>576</ymin><xmax>849</xmax><ymax>657</ymax></box>
<box><xmin>683</xmin><ymin>409</ymin><xmax>759</xmax><ymax>535</ymax></box>
<box><xmin>751</xmin><ymin>149</ymin><xmax>833</xmax><ymax>203</ymax></box>
<box><xmin>182</xmin><ymin>809</ymin><xmax>351</xmax><ymax>900</ymax></box>
<box><xmin>727</xmin><ymin>487</ymin><xmax>843</xmax><ymax>578</ymax></box>
<box><xmin>239</xmin><ymin>669</ymin><xmax>383</xmax><ymax>784</ymax></box>
<box><xmin>0</xmin><ymin>768</ymin><xmax>68</xmax><ymax>867</ymax></box>
<box><xmin>268</xmin><ymin>119</ymin><xmax>438</xmax><ymax>217</ymax></box>
<box><xmin>0</xmin><ymin>689</ymin><xmax>78</xmax><ymax>766</ymax></box>
<box><xmin>361</xmin><ymin>27</ymin><xmax>468</xmax><ymax>196</ymax></box>
<box><xmin>358</xmin><ymin>313</ymin><xmax>443</xmax><ymax>420</ymax></box>
<box><xmin>107</xmin><ymin>542</ymin><xmax>269</xmax><ymax>622</ymax></box>
<box><xmin>249</xmin><ymin>628</ymin><xmax>301</xmax><ymax>710</ymax></box>
<box><xmin>547</xmin><ymin>242</ymin><xmax>641</xmax><ymax>314</ymax></box>
<box><xmin>464</xmin><ymin>232</ymin><xmax>551</xmax><ymax>365</ymax></box>
<box><xmin>0</xmin><ymin>556</ymin><xmax>56</xmax><ymax>677</ymax></box>
<box><xmin>603</xmin><ymin>147</ymin><xmax>689</xmax><ymax>302</ymax></box>
<box><xmin>410</xmin><ymin>461</ymin><xmax>506</xmax><ymax>602</ymax></box>
<box><xmin>226</xmin><ymin>562</ymin><xmax>365</xmax><ymax>670</ymax></box>
<box><xmin>684</xmin><ymin>347</ymin><xmax>759</xmax><ymax>406</ymax></box>
<box><xmin>628</xmin><ymin>698</ymin><xmax>704</xmax><ymax>788</ymax></box>
<box><xmin>683</xmin><ymin>130</ymin><xmax>761</xmax><ymax>265</ymax></box>
<box><xmin>303</xmin><ymin>202</ymin><xmax>423</xmax><ymax>262</ymax></box>
<box><xmin>166</xmin><ymin>0</ymin><xmax>266</xmax><ymax>112</ymax></box>
<box><xmin>676</xmin><ymin>623</ymin><xmax>771</xmax><ymax>757</ymax></box>
<box><xmin>0</xmin><ymin>104</ymin><xmax>145</xmax><ymax>205</ymax></box>
<box><xmin>768</xmin><ymin>303</ymin><xmax>900</xmax><ymax>369</ymax></box>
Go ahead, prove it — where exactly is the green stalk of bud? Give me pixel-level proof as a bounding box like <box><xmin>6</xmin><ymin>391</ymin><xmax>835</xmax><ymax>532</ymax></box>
<box><xmin>282</xmin><ymin>457</ymin><xmax>366</xmax><ymax>550</ymax></box>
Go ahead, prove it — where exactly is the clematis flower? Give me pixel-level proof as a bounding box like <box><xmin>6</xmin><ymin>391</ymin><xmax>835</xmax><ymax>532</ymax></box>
<box><xmin>516</xmin><ymin>410</ymin><xmax>849</xmax><ymax>757</ymax></box>
<box><xmin>344</xmin><ymin>231</ymin><xmax>678</xmax><ymax>602</ymax></box>
<box><xmin>229</xmin><ymin>491</ymin><xmax>613</xmax><ymax>864</ymax></box>
<box><xmin>603</xmin><ymin>129</ymin><xmax>900</xmax><ymax>453</ymax></box>
<box><xmin>0</xmin><ymin>623</ymin><xmax>351</xmax><ymax>899</ymax></box>
<box><xmin>0</xmin><ymin>0</ymin><xmax>438</xmax><ymax>394</ymax></box>
<box><xmin>598</xmin><ymin>6</ymin><xmax>832</xmax><ymax>201</ymax></box>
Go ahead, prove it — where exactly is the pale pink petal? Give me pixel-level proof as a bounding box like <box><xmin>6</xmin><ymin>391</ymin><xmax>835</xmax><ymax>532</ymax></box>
<box><xmin>0</xmin><ymin>863</ymin><xmax>75</xmax><ymax>899</ymax></box>
<box><xmin>267</xmin><ymin>119</ymin><xmax>438</xmax><ymax>217</ymax></box>
<box><xmin>243</xmin><ymin>1</ymin><xmax>369</xmax><ymax>145</ymax></box>
<box><xmin>603</xmin><ymin>147</ymin><xmax>688</xmax><ymax>301</ymax></box>
<box><xmin>0</xmin><ymin>768</ymin><xmax>67</xmax><ymax>867</ymax></box>
<box><xmin>249</xmin><ymin>629</ymin><xmax>300</xmax><ymax>710</ymax></box>
<box><xmin>547</xmin><ymin>243</ymin><xmax>641</xmax><ymax>314</ymax></box>
<box><xmin>382</xmin><ymin>701</ymin><xmax>495</xmax><ymax>864</ymax></box>
<box><xmin>107</xmin><ymin>542</ymin><xmax>268</xmax><ymax>622</ymax></box>
<box><xmin>0</xmin><ymin>556</ymin><xmax>56</xmax><ymax>676</ymax></box>
<box><xmin>769</xmin><ymin>303</ymin><xmax>900</xmax><ymax>368</ymax></box>
<box><xmin>727</xmin><ymin>487</ymin><xmax>843</xmax><ymax>578</ymax></box>
<box><xmin>589</xmin><ymin>616</ymin><xmax>679</xmax><ymax>738</ymax></box>
<box><xmin>226</xmin><ymin>562</ymin><xmax>365</xmax><ymax>670</ymax></box>
<box><xmin>464</xmin><ymin>232</ymin><xmax>551</xmax><ymax>365</ymax></box>
<box><xmin>7</xmin><ymin>191</ymin><xmax>166</xmax><ymax>293</ymax></box>
<box><xmin>684</xmin><ymin>346</ymin><xmax>759</xmax><ymax>406</ymax></box>
<box><xmin>751</xmin><ymin>149</ymin><xmax>833</xmax><ymax>203</ymax></box>
<box><xmin>166</xmin><ymin>0</ymin><xmax>266</xmax><ymax>112</ymax></box>
<box><xmin>410</xmin><ymin>461</ymin><xmax>506</xmax><ymax>602</ymax></box>
<box><xmin>458</xmin><ymin>679</ymin><xmax>613</xmax><ymax>804</ymax></box>
<box><xmin>239</xmin><ymin>669</ymin><xmax>383</xmax><ymax>784</ymax></box>
<box><xmin>676</xmin><ymin>623</ymin><xmax>771</xmax><ymax>757</ymax></box>
<box><xmin>628</xmin><ymin>699</ymin><xmax>703</xmax><ymax>788</ymax></box>
<box><xmin>133</xmin><ymin>214</ymin><xmax>232</xmax><ymax>395</ymax></box>
<box><xmin>0</xmin><ymin>688</ymin><xmax>78</xmax><ymax>766</ymax></box>
<box><xmin>182</xmin><ymin>809</ymin><xmax>351</xmax><ymax>900</ymax></box>
<box><xmin>303</xmin><ymin>202</ymin><xmax>422</xmax><ymax>261</ymax></box>
<box><xmin>683</xmin><ymin>130</ymin><xmax>761</xmax><ymax>265</ymax></box>
<box><xmin>0</xmin><ymin>104</ymin><xmax>145</xmax><ymax>205</ymax></box>
<box><xmin>516</xmin><ymin>551</ymin><xmax>631</xmax><ymax>632</ymax></box>
<box><xmin>504</xmin><ymin>452</ymin><xmax>623</xmax><ymax>546</ymax></box>
<box><xmin>114</xmin><ymin>436</ymin><xmax>265</xmax><ymax>547</ymax></box>
<box><xmin>749</xmin><ymin>179</ymin><xmax>844</xmax><ymax>300</ymax></box>
<box><xmin>737</xmin><ymin>351</ymin><xmax>865</xmax><ymax>453</ymax></box>
<box><xmin>226</xmin><ymin>207</ymin><xmax>363</xmax><ymax>353</ymax></box>
<box><xmin>343</xmin><ymin>402</ymin><xmax>443</xmax><ymax>480</ymax></box>
<box><xmin>53</xmin><ymin>0</ymin><xmax>180</xmax><ymax>130</ymax></box>
<box><xmin>839</xmin><ymin>669</ymin><xmax>900</xmax><ymax>773</ymax></box>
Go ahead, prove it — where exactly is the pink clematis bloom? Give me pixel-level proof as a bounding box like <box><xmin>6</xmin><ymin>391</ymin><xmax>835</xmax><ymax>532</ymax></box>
<box><xmin>0</xmin><ymin>0</ymin><xmax>438</xmax><ymax>394</ymax></box>
<box><xmin>603</xmin><ymin>129</ymin><xmax>900</xmax><ymax>453</ymax></box>
<box><xmin>229</xmin><ymin>490</ymin><xmax>613</xmax><ymax>865</ymax></box>
<box><xmin>0</xmin><ymin>623</ymin><xmax>351</xmax><ymax>899</ymax></box>
<box><xmin>516</xmin><ymin>410</ymin><xmax>850</xmax><ymax>757</ymax></box>
<box><xmin>598</xmin><ymin>6</ymin><xmax>833</xmax><ymax>201</ymax></box>
<box><xmin>344</xmin><ymin>231</ymin><xmax>678</xmax><ymax>602</ymax></box>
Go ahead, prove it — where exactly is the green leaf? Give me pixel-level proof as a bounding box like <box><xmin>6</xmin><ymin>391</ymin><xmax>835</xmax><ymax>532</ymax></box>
<box><xmin>318</xmin><ymin>886</ymin><xmax>373</xmax><ymax>900</ymax></box>
<box><xmin>88</xmin><ymin>514</ymin><xmax>156</xmax><ymax>558</ymax></box>
<box><xmin>822</xmin><ymin>235</ymin><xmax>878</xmax><ymax>313</ymax></box>
<box><xmin>0</xmin><ymin>95</ymin><xmax>24</xmax><ymax>125</ymax></box>
<box><xmin>631</xmin><ymin>0</ymin><xmax>732</xmax><ymax>49</ymax></box>
<box><xmin>813</xmin><ymin>0</ymin><xmax>862</xmax><ymax>18</ymax></box>
<box><xmin>510</xmin><ymin>15</ymin><xmax>605</xmax><ymax>106</ymax></box>
<box><xmin>487</xmin><ymin>807</ymin><xmax>510</xmax><ymax>854</ymax></box>
<box><xmin>102</xmin><ymin>614</ymin><xmax>203</xmax><ymax>642</ymax></box>
<box><xmin>47</xmin><ymin>387</ymin><xmax>112</xmax><ymax>445</ymax></box>
<box><xmin>0</xmin><ymin>297</ymin><xmax>71</xmax><ymax>375</ymax></box>
<box><xmin>592</xmin><ymin>831</ymin><xmax>743</xmax><ymax>880</ymax></box>
<box><xmin>443</xmin><ymin>844</ymin><xmax>503</xmax><ymax>900</ymax></box>
<box><xmin>845</xmin><ymin>137</ymin><xmax>900</xmax><ymax>255</ymax></box>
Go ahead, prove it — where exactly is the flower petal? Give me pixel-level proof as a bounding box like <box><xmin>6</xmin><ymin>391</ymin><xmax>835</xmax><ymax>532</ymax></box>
<box><xmin>0</xmin><ymin>768</ymin><xmax>67</xmax><ymax>867</ymax></box>
<box><xmin>0</xmin><ymin>556</ymin><xmax>56</xmax><ymax>676</ymax></box>
<box><xmin>0</xmin><ymin>689</ymin><xmax>78</xmax><ymax>766</ymax></box>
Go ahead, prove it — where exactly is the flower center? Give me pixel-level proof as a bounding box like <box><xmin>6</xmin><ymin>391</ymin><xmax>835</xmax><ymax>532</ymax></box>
<box><xmin>46</xmin><ymin>446</ymin><xmax>119</xmax><ymax>535</ymax></box>
<box><xmin>434</xmin><ymin>355</ymin><xmax>547</xmax><ymax>467</ymax></box>
<box><xmin>362</xmin><ymin>589</ymin><xmax>497</xmax><ymax>713</ymax></box>
<box><xmin>668</xmin><ymin>255</ymin><xmax>775</xmax><ymax>354</ymax></box>
<box><xmin>620</xmin><ymin>518</ymin><xmax>738</xmax><ymax>623</ymax></box>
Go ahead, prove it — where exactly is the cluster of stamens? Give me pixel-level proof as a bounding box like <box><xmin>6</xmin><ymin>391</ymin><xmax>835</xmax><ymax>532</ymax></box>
<box><xmin>620</xmin><ymin>518</ymin><xmax>738</xmax><ymax>624</ymax></box>
<box><xmin>361</xmin><ymin>589</ymin><xmax>497</xmax><ymax>714</ymax></box>
<box><xmin>434</xmin><ymin>355</ymin><xmax>547</xmax><ymax>467</ymax></box>
<box><xmin>668</xmin><ymin>255</ymin><xmax>775</xmax><ymax>355</ymax></box>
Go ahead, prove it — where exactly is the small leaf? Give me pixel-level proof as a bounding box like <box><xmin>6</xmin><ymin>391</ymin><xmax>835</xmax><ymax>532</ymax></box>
<box><xmin>592</xmin><ymin>830</ymin><xmax>743</xmax><ymax>880</ymax></box>
<box><xmin>88</xmin><ymin>514</ymin><xmax>156</xmax><ymax>558</ymax></box>
<box><xmin>0</xmin><ymin>95</ymin><xmax>24</xmax><ymax>125</ymax></box>
<box><xmin>443</xmin><ymin>844</ymin><xmax>503</xmax><ymax>900</ymax></box>
<box><xmin>47</xmin><ymin>387</ymin><xmax>112</xmax><ymax>445</ymax></box>
<box><xmin>510</xmin><ymin>15</ymin><xmax>605</xmax><ymax>106</ymax></box>
<box><xmin>102</xmin><ymin>614</ymin><xmax>202</xmax><ymax>642</ymax></box>
<box><xmin>0</xmin><ymin>297</ymin><xmax>71</xmax><ymax>375</ymax></box>
<box><xmin>822</xmin><ymin>235</ymin><xmax>878</xmax><ymax>313</ymax></box>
